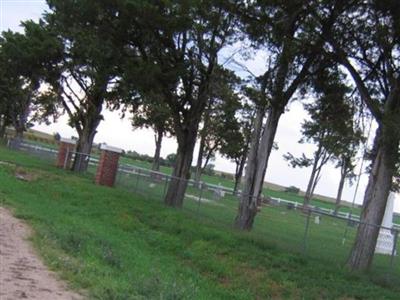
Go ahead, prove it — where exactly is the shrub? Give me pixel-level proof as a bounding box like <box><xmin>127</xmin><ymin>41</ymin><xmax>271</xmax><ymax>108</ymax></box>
<box><xmin>285</xmin><ymin>186</ymin><xmax>300</xmax><ymax>194</ymax></box>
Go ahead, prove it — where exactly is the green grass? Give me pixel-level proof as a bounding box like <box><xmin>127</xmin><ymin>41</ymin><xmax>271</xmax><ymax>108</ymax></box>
<box><xmin>117</xmin><ymin>170</ymin><xmax>399</xmax><ymax>272</ymax></box>
<box><xmin>119</xmin><ymin>154</ymin><xmax>363</xmax><ymax>216</ymax></box>
<box><xmin>1</xmin><ymin>146</ymin><xmax>399</xmax><ymax>299</ymax></box>
<box><xmin>17</xmin><ymin>133</ymin><xmax>363</xmax><ymax>215</ymax></box>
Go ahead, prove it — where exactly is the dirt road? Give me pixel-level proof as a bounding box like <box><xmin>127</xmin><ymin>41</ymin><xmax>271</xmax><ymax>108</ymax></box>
<box><xmin>0</xmin><ymin>206</ymin><xmax>83</xmax><ymax>300</ymax></box>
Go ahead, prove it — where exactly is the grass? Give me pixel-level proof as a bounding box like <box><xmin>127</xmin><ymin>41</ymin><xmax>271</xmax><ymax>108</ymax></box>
<box><xmin>0</xmin><ymin>146</ymin><xmax>399</xmax><ymax>299</ymax></box>
<box><xmin>117</xmin><ymin>170</ymin><xmax>400</xmax><ymax>272</ymax></box>
<box><xmin>17</xmin><ymin>132</ymin><xmax>365</xmax><ymax>215</ymax></box>
<box><xmin>118</xmin><ymin>155</ymin><xmax>363</xmax><ymax>215</ymax></box>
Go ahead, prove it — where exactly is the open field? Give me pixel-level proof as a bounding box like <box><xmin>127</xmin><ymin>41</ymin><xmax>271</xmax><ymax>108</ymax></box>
<box><xmin>0</xmin><ymin>146</ymin><xmax>399</xmax><ymax>299</ymax></box>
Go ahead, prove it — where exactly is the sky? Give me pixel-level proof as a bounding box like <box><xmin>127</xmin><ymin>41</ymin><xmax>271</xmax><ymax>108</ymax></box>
<box><xmin>2</xmin><ymin>0</ymin><xmax>399</xmax><ymax>214</ymax></box>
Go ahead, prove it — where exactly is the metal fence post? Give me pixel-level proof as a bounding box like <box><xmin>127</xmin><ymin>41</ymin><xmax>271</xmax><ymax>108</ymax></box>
<box><xmin>64</xmin><ymin>148</ymin><xmax>70</xmax><ymax>169</ymax></box>
<box><xmin>76</xmin><ymin>153</ymin><xmax>81</xmax><ymax>172</ymax></box>
<box><xmin>134</xmin><ymin>169</ymin><xmax>141</xmax><ymax>192</ymax></box>
<box><xmin>197</xmin><ymin>181</ymin><xmax>204</xmax><ymax>216</ymax></box>
<box><xmin>302</xmin><ymin>210</ymin><xmax>312</xmax><ymax>255</ymax></box>
<box><xmin>163</xmin><ymin>175</ymin><xmax>169</xmax><ymax>197</ymax></box>
<box><xmin>390</xmin><ymin>229</ymin><xmax>398</xmax><ymax>270</ymax></box>
<box><xmin>341</xmin><ymin>211</ymin><xmax>354</xmax><ymax>245</ymax></box>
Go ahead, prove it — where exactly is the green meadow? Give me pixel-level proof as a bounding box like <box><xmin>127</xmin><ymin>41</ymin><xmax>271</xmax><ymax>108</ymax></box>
<box><xmin>0</xmin><ymin>146</ymin><xmax>399</xmax><ymax>299</ymax></box>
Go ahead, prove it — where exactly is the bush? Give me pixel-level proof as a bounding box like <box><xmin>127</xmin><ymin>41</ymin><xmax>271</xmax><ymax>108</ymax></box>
<box><xmin>285</xmin><ymin>186</ymin><xmax>300</xmax><ymax>194</ymax></box>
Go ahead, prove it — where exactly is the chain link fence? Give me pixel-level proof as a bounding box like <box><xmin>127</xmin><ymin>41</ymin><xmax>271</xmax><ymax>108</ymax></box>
<box><xmin>7</xmin><ymin>138</ymin><xmax>58</xmax><ymax>161</ymax></box>
<box><xmin>6</xmin><ymin>138</ymin><xmax>400</xmax><ymax>284</ymax></box>
<box><xmin>62</xmin><ymin>148</ymin><xmax>99</xmax><ymax>175</ymax></box>
<box><xmin>7</xmin><ymin>138</ymin><xmax>99</xmax><ymax>175</ymax></box>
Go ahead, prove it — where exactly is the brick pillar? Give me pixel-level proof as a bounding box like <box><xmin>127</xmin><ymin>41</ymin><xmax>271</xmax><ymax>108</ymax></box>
<box><xmin>56</xmin><ymin>138</ymin><xmax>76</xmax><ymax>169</ymax></box>
<box><xmin>95</xmin><ymin>145</ymin><xmax>123</xmax><ymax>187</ymax></box>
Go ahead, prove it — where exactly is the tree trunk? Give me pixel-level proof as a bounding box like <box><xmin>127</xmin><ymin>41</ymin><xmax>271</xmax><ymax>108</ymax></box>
<box><xmin>164</xmin><ymin>126</ymin><xmax>198</xmax><ymax>207</ymax></box>
<box><xmin>201</xmin><ymin>145</ymin><xmax>217</xmax><ymax>174</ymax></box>
<box><xmin>72</xmin><ymin>126</ymin><xmax>97</xmax><ymax>172</ymax></box>
<box><xmin>235</xmin><ymin>105</ymin><xmax>282</xmax><ymax>230</ymax></box>
<box><xmin>347</xmin><ymin>125</ymin><xmax>399</xmax><ymax>271</ymax></box>
<box><xmin>72</xmin><ymin>101</ymin><xmax>103</xmax><ymax>172</ymax></box>
<box><xmin>151</xmin><ymin>128</ymin><xmax>163</xmax><ymax>172</ymax></box>
<box><xmin>12</xmin><ymin>94</ymin><xmax>31</xmax><ymax>141</ymax></box>
<box><xmin>303</xmin><ymin>161</ymin><xmax>319</xmax><ymax>209</ymax></box>
<box><xmin>233</xmin><ymin>154</ymin><xmax>246</xmax><ymax>194</ymax></box>
<box><xmin>334</xmin><ymin>160</ymin><xmax>347</xmax><ymax>215</ymax></box>
<box><xmin>303</xmin><ymin>142</ymin><xmax>323</xmax><ymax>208</ymax></box>
<box><xmin>0</xmin><ymin>117</ymin><xmax>6</xmax><ymax>139</ymax></box>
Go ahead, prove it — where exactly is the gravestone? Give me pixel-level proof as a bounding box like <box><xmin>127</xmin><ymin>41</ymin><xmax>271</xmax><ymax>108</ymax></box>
<box><xmin>375</xmin><ymin>192</ymin><xmax>396</xmax><ymax>255</ymax></box>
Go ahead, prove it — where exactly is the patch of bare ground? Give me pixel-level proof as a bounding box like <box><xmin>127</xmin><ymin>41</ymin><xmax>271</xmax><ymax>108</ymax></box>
<box><xmin>0</xmin><ymin>206</ymin><xmax>83</xmax><ymax>300</ymax></box>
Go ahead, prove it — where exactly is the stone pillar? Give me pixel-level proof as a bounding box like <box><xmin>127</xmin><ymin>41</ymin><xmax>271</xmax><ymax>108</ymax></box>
<box><xmin>95</xmin><ymin>144</ymin><xmax>123</xmax><ymax>187</ymax></box>
<box><xmin>375</xmin><ymin>192</ymin><xmax>395</xmax><ymax>255</ymax></box>
<box><xmin>56</xmin><ymin>138</ymin><xmax>76</xmax><ymax>169</ymax></box>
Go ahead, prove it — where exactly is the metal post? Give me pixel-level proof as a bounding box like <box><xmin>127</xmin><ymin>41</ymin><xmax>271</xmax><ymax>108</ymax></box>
<box><xmin>64</xmin><ymin>148</ymin><xmax>69</xmax><ymax>169</ymax></box>
<box><xmin>390</xmin><ymin>230</ymin><xmax>398</xmax><ymax>270</ymax></box>
<box><xmin>77</xmin><ymin>153</ymin><xmax>81</xmax><ymax>172</ymax></box>
<box><xmin>163</xmin><ymin>175</ymin><xmax>169</xmax><ymax>197</ymax></box>
<box><xmin>302</xmin><ymin>210</ymin><xmax>312</xmax><ymax>255</ymax></box>
<box><xmin>115</xmin><ymin>167</ymin><xmax>120</xmax><ymax>187</ymax></box>
<box><xmin>197</xmin><ymin>182</ymin><xmax>204</xmax><ymax>216</ymax></box>
<box><xmin>342</xmin><ymin>212</ymin><xmax>353</xmax><ymax>245</ymax></box>
<box><xmin>134</xmin><ymin>169</ymin><xmax>140</xmax><ymax>192</ymax></box>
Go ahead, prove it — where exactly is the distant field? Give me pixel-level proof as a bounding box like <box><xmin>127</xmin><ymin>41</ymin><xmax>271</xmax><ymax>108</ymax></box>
<box><xmin>0</xmin><ymin>146</ymin><xmax>399</xmax><ymax>299</ymax></box>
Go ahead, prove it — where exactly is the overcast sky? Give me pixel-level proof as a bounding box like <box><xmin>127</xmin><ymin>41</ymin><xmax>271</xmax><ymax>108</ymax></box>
<box><xmin>2</xmin><ymin>0</ymin><xmax>399</xmax><ymax>213</ymax></box>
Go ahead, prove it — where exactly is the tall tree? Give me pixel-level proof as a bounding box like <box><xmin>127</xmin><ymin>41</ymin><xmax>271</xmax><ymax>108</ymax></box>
<box><xmin>194</xmin><ymin>67</ymin><xmax>242</xmax><ymax>184</ymax></box>
<box><xmin>234</xmin><ymin>0</ymin><xmax>335</xmax><ymax>230</ymax></box>
<box><xmin>0</xmin><ymin>21</ymin><xmax>60</xmax><ymax>139</ymax></box>
<box><xmin>285</xmin><ymin>68</ymin><xmax>362</xmax><ymax>210</ymax></box>
<box><xmin>332</xmin><ymin>114</ymin><xmax>364</xmax><ymax>215</ymax></box>
<box><xmin>43</xmin><ymin>0</ymin><xmax>125</xmax><ymax>172</ymax></box>
<box><xmin>220</xmin><ymin>89</ymin><xmax>258</xmax><ymax>193</ymax></box>
<box><xmin>130</xmin><ymin>99</ymin><xmax>173</xmax><ymax>172</ymax></box>
<box><xmin>320</xmin><ymin>0</ymin><xmax>400</xmax><ymax>271</ymax></box>
<box><xmin>122</xmin><ymin>1</ymin><xmax>239</xmax><ymax>207</ymax></box>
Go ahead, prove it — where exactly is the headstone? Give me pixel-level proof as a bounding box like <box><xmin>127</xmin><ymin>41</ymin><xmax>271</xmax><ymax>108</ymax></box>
<box><xmin>375</xmin><ymin>192</ymin><xmax>396</xmax><ymax>255</ymax></box>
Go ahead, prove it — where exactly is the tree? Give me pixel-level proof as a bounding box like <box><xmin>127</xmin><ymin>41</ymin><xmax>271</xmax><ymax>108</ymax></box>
<box><xmin>320</xmin><ymin>0</ymin><xmax>400</xmax><ymax>271</ymax></box>
<box><xmin>284</xmin><ymin>68</ymin><xmax>363</xmax><ymax>210</ymax></box>
<box><xmin>43</xmin><ymin>0</ymin><xmax>125</xmax><ymax>172</ymax></box>
<box><xmin>122</xmin><ymin>1</ymin><xmax>240</xmax><ymax>207</ymax></box>
<box><xmin>0</xmin><ymin>21</ymin><xmax>60</xmax><ymax>139</ymax></box>
<box><xmin>0</xmin><ymin>60</ymin><xmax>22</xmax><ymax>138</ymax></box>
<box><xmin>166</xmin><ymin>153</ymin><xmax>177</xmax><ymax>167</ymax></box>
<box><xmin>130</xmin><ymin>99</ymin><xmax>173</xmax><ymax>172</ymax></box>
<box><xmin>234</xmin><ymin>0</ymin><xmax>336</xmax><ymax>230</ymax></box>
<box><xmin>194</xmin><ymin>67</ymin><xmax>242</xmax><ymax>185</ymax></box>
<box><xmin>332</xmin><ymin>115</ymin><xmax>364</xmax><ymax>215</ymax></box>
<box><xmin>220</xmin><ymin>89</ymin><xmax>257</xmax><ymax>194</ymax></box>
<box><xmin>333</xmin><ymin>148</ymin><xmax>357</xmax><ymax>215</ymax></box>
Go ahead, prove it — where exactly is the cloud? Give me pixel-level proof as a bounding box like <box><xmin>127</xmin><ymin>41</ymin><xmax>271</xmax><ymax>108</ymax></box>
<box><xmin>1</xmin><ymin>1</ymin><xmax>47</xmax><ymax>32</ymax></box>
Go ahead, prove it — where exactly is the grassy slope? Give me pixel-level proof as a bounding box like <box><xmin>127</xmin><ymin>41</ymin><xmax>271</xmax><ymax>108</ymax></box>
<box><xmin>0</xmin><ymin>146</ymin><xmax>399</xmax><ymax>299</ymax></box>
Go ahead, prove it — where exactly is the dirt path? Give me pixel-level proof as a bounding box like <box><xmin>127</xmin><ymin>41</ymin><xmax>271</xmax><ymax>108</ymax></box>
<box><xmin>0</xmin><ymin>207</ymin><xmax>83</xmax><ymax>300</ymax></box>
